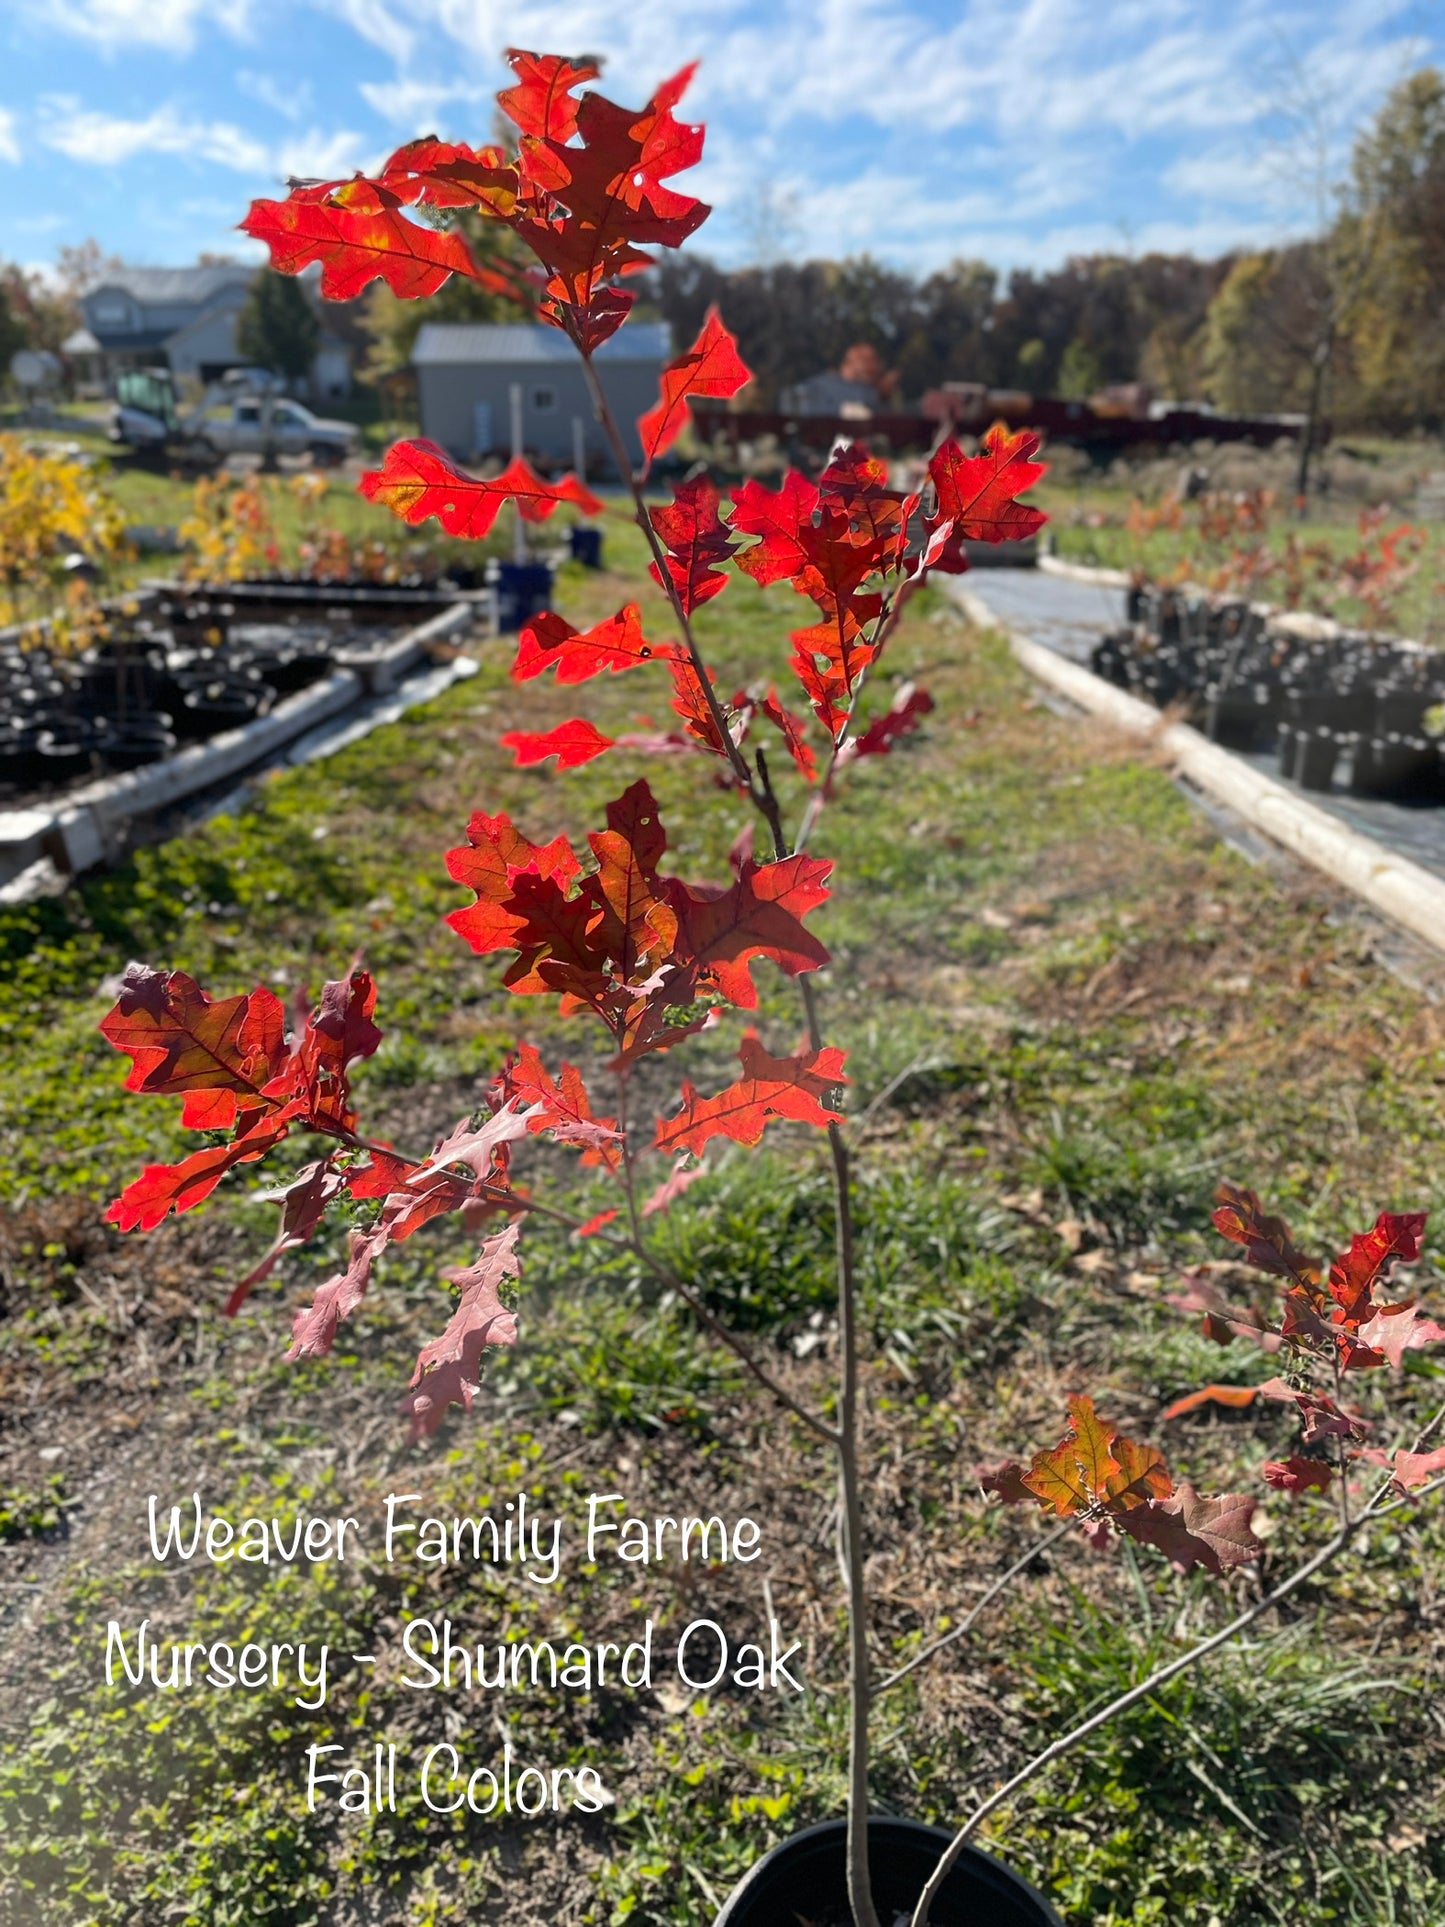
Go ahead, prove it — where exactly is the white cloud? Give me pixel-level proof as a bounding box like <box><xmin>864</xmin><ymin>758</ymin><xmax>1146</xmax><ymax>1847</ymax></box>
<box><xmin>0</xmin><ymin>111</ymin><xmax>18</xmax><ymax>165</ymax></box>
<box><xmin>238</xmin><ymin>70</ymin><xmax>314</xmax><ymax>121</ymax></box>
<box><xmin>39</xmin><ymin>97</ymin><xmax>370</xmax><ymax>184</ymax></box>
<box><xmin>319</xmin><ymin>0</ymin><xmax>414</xmax><ymax>67</ymax></box>
<box><xmin>358</xmin><ymin>76</ymin><xmax>488</xmax><ymax>129</ymax></box>
<box><xmin>45</xmin><ymin>0</ymin><xmax>251</xmax><ymax>53</ymax></box>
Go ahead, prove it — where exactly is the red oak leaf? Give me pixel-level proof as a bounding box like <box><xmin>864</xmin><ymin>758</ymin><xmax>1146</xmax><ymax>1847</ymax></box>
<box><xmin>360</xmin><ymin>441</ymin><xmax>601</xmax><ymax>540</ymax></box>
<box><xmin>655</xmin><ymin>1032</ymin><xmax>847</xmax><ymax>1157</ymax></box>
<box><xmin>852</xmin><ymin>682</ymin><xmax>935</xmax><ymax>758</ymax></box>
<box><xmin>105</xmin><ymin>1114</ymin><xmax>298</xmax><ymax>1234</ymax></box>
<box><xmin>1114</xmin><ymin>1485</ymin><xmax>1262</xmax><ymax>1573</ymax></box>
<box><xmin>100</xmin><ymin>964</ymin><xmax>382</xmax><ymax>1231</ymax></box>
<box><xmin>1354</xmin><ymin>1302</ymin><xmax>1445</xmax><ymax>1370</ymax></box>
<box><xmin>574</xmin><ymin>1207</ymin><xmax>620</xmax><ymax>1238</ymax></box>
<box><xmin>512</xmin><ymin>604</ymin><xmax>675</xmax><ymax>684</ymax></box>
<box><xmin>1327</xmin><ymin>1210</ymin><xmax>1428</xmax><ymax>1322</ymax></box>
<box><xmin>742</xmin><ymin>686</ymin><xmax>818</xmax><ymax>782</ymax></box>
<box><xmin>288</xmin><ymin>1232</ymin><xmax>377</xmax><ymax>1360</ymax></box>
<box><xmin>638</xmin><ymin>306</ymin><xmax>752</xmax><ymax>464</ymax></box>
<box><xmin>225</xmin><ymin>1158</ymin><xmax>349</xmax><ymax>1315</ymax></box>
<box><xmin>1392</xmin><ymin>1444</ymin><xmax>1445</xmax><ymax>1492</ymax></box>
<box><xmin>99</xmin><ymin>963</ymin><xmax>287</xmax><ymax>1115</ymax></box>
<box><xmin>1159</xmin><ymin>1383</ymin><xmax>1262</xmax><ymax>1420</ymax></box>
<box><xmin>979</xmin><ymin>1460</ymin><xmax>1035</xmax><ymax>1505</ymax></box>
<box><xmin>666</xmin><ymin>656</ymin><xmax>735</xmax><ymax>759</ymax></box>
<box><xmin>730</xmin><ymin>471</ymin><xmax>820</xmax><ymax>586</ymax></box>
<box><xmin>1210</xmin><ymin>1182</ymin><xmax>1321</xmax><ymax>1287</ymax></box>
<box><xmin>1263</xmin><ymin>1455</ymin><xmax>1332</xmax><ymax>1495</ymax></box>
<box><xmin>666</xmin><ymin>853</ymin><xmax>832</xmax><ymax>1008</ymax></box>
<box><xmin>587</xmin><ymin>777</ymin><xmax>680</xmax><ymax>981</ymax></box>
<box><xmin>648</xmin><ymin>475</ymin><xmax>738</xmax><ymax>614</ymax></box>
<box><xmin>1021</xmin><ymin>1394</ymin><xmax>1125</xmax><ymax>1515</ymax></box>
<box><xmin>240</xmin><ymin>190</ymin><xmax>500</xmax><ymax>301</ymax></box>
<box><xmin>924</xmin><ymin>423</ymin><xmax>1047</xmax><ymax>570</ymax></box>
<box><xmin>497</xmin><ymin>48</ymin><xmax>600</xmax><ymax>141</ymax></box>
<box><xmin>502</xmin><ymin>1039</ymin><xmax>621</xmax><ymax>1167</ymax></box>
<box><xmin>402</xmin><ymin>1223</ymin><xmax>521</xmax><ymax>1438</ymax></box>
<box><xmin>506</xmin><ymin>62</ymin><xmax>710</xmax><ymax>348</ymax></box>
<box><xmin>502</xmin><ymin>719</ymin><xmax>615</xmax><ymax>768</ymax></box>
<box><xmin>444</xmin><ymin>810</ymin><xmax>581</xmax><ymax>957</ymax></box>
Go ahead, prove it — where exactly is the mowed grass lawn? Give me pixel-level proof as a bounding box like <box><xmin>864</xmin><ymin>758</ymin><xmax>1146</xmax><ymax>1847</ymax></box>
<box><xmin>0</xmin><ymin>507</ymin><xmax>1443</xmax><ymax>1926</ymax></box>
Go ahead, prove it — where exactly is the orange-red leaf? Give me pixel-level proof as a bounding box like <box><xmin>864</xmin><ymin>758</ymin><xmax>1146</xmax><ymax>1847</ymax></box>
<box><xmin>502</xmin><ymin>719</ymin><xmax>615</xmax><ymax>768</ymax></box>
<box><xmin>444</xmin><ymin>809</ymin><xmax>581</xmax><ymax>957</ymax></box>
<box><xmin>512</xmin><ymin>604</ymin><xmax>675</xmax><ymax>684</ymax></box>
<box><xmin>1159</xmin><ymin>1383</ymin><xmax>1261</xmax><ymax>1421</ymax></box>
<box><xmin>503</xmin><ymin>1039</ymin><xmax>621</xmax><ymax>1167</ymax></box>
<box><xmin>240</xmin><ymin>194</ymin><xmax>491</xmax><ymax>301</ymax></box>
<box><xmin>638</xmin><ymin>306</ymin><xmax>751</xmax><ymax>463</ymax></box>
<box><xmin>99</xmin><ymin>963</ymin><xmax>286</xmax><ymax>1110</ymax></box>
<box><xmin>498</xmin><ymin>47</ymin><xmax>599</xmax><ymax>141</ymax></box>
<box><xmin>655</xmin><ymin>1031</ymin><xmax>847</xmax><ymax>1157</ymax></box>
<box><xmin>925</xmin><ymin>422</ymin><xmax>1047</xmax><ymax>563</ymax></box>
<box><xmin>360</xmin><ymin>441</ymin><xmax>601</xmax><ymax>541</ymax></box>
<box><xmin>666</xmin><ymin>853</ymin><xmax>832</xmax><ymax>1008</ymax></box>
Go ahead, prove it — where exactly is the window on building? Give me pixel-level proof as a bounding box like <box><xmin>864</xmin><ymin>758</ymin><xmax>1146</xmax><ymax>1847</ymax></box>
<box><xmin>531</xmin><ymin>385</ymin><xmax>557</xmax><ymax>413</ymax></box>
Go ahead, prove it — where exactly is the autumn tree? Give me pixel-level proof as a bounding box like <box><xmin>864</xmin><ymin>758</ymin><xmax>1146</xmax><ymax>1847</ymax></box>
<box><xmin>1346</xmin><ymin>67</ymin><xmax>1445</xmax><ymax>428</ymax></box>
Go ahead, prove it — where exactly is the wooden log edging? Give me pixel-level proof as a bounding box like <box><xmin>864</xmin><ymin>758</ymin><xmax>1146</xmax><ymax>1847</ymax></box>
<box><xmin>952</xmin><ymin>585</ymin><xmax>1445</xmax><ymax>961</ymax></box>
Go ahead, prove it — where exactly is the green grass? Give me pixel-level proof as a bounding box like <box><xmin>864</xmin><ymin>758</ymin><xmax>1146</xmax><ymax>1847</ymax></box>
<box><xmin>2</xmin><ymin>508</ymin><xmax>1444</xmax><ymax>1925</ymax></box>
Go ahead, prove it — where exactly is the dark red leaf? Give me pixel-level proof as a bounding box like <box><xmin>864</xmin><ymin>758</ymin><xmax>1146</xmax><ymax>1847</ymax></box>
<box><xmin>648</xmin><ymin>475</ymin><xmax>738</xmax><ymax>615</ymax></box>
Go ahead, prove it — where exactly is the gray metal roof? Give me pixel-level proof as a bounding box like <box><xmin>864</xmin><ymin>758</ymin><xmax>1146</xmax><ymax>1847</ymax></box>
<box><xmin>86</xmin><ymin>264</ymin><xmax>256</xmax><ymax>305</ymax></box>
<box><xmin>412</xmin><ymin>320</ymin><xmax>672</xmax><ymax>367</ymax></box>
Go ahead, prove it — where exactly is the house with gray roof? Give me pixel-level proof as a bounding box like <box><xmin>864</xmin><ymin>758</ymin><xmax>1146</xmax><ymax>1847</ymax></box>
<box><xmin>412</xmin><ymin>320</ymin><xmax>672</xmax><ymax>471</ymax></box>
<box><xmin>77</xmin><ymin>265</ymin><xmax>355</xmax><ymax>398</ymax></box>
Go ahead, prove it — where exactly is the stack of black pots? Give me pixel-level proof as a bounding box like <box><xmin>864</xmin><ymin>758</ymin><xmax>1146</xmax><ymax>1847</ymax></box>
<box><xmin>1091</xmin><ymin>586</ymin><xmax>1445</xmax><ymax>804</ymax></box>
<box><xmin>0</xmin><ymin>612</ymin><xmax>337</xmax><ymax>798</ymax></box>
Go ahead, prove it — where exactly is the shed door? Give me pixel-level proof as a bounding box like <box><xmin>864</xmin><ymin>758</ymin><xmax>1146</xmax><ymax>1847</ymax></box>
<box><xmin>472</xmin><ymin>401</ymin><xmax>492</xmax><ymax>458</ymax></box>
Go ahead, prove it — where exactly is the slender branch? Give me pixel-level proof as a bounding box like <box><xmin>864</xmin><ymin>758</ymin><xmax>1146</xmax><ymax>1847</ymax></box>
<box><xmin>909</xmin><ymin>1523</ymin><xmax>1357</xmax><ymax>1927</ymax></box>
<box><xmin>576</xmin><ymin>350</ymin><xmax>755</xmax><ymax>795</ymax></box>
<box><xmin>875</xmin><ymin>1519</ymin><xmax>1076</xmax><ymax>1695</ymax></box>
<box><xmin>830</xmin><ymin>1118</ymin><xmax>880</xmax><ymax>1927</ymax></box>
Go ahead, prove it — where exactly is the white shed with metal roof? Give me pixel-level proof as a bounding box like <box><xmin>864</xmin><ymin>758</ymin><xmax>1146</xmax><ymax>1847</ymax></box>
<box><xmin>411</xmin><ymin>320</ymin><xmax>671</xmax><ymax>472</ymax></box>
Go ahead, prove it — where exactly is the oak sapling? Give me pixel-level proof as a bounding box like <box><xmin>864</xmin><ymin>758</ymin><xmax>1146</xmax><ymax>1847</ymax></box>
<box><xmin>97</xmin><ymin>47</ymin><xmax>1445</xmax><ymax>1927</ymax></box>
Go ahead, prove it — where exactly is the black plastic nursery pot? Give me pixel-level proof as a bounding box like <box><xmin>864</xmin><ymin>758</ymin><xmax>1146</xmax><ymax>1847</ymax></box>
<box><xmin>713</xmin><ymin>1817</ymin><xmax>1062</xmax><ymax>1927</ymax></box>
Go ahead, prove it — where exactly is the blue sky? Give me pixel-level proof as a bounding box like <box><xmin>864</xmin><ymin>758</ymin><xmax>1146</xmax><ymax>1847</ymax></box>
<box><xmin>0</xmin><ymin>0</ymin><xmax>1437</xmax><ymax>280</ymax></box>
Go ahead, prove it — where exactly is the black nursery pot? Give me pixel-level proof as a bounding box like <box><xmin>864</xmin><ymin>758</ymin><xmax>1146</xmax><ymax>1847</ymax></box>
<box><xmin>714</xmin><ymin>1818</ymin><xmax>1061</xmax><ymax>1927</ymax></box>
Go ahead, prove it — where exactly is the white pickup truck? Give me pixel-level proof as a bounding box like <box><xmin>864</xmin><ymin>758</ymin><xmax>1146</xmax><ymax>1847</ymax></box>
<box><xmin>111</xmin><ymin>371</ymin><xmax>360</xmax><ymax>467</ymax></box>
<box><xmin>200</xmin><ymin>398</ymin><xmax>358</xmax><ymax>466</ymax></box>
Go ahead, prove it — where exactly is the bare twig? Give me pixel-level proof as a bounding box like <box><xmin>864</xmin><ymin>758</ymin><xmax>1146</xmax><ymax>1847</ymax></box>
<box><xmin>876</xmin><ymin>1520</ymin><xmax>1076</xmax><ymax>1695</ymax></box>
